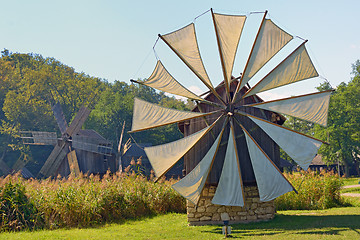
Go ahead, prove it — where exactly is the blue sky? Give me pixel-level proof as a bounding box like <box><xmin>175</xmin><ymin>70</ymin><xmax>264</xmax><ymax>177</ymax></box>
<box><xmin>1</xmin><ymin>0</ymin><xmax>359</xmax><ymax>99</ymax></box>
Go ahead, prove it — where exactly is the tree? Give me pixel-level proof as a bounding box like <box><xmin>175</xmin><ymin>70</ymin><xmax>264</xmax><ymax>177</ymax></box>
<box><xmin>314</xmin><ymin>60</ymin><xmax>360</xmax><ymax>176</ymax></box>
<box><xmin>86</xmin><ymin>80</ymin><xmax>190</xmax><ymax>147</ymax></box>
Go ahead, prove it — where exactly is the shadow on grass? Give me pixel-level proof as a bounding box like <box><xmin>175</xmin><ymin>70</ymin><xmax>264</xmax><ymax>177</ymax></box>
<box><xmin>203</xmin><ymin>213</ymin><xmax>360</xmax><ymax>238</ymax></box>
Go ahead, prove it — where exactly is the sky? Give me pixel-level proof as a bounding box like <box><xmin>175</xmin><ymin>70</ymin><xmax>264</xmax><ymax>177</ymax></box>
<box><xmin>1</xmin><ymin>0</ymin><xmax>359</xmax><ymax>100</ymax></box>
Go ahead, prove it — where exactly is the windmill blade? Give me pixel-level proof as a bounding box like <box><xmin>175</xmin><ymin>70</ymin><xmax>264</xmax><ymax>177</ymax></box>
<box><xmin>246</xmin><ymin>90</ymin><xmax>333</xmax><ymax>126</ymax></box>
<box><xmin>52</xmin><ymin>102</ymin><xmax>68</xmax><ymax>135</ymax></box>
<box><xmin>38</xmin><ymin>142</ymin><xmax>69</xmax><ymax>177</ymax></box>
<box><xmin>72</xmin><ymin>135</ymin><xmax>113</xmax><ymax>156</ymax></box>
<box><xmin>145</xmin><ymin>115</ymin><xmax>223</xmax><ymax>181</ymax></box>
<box><xmin>67</xmin><ymin>150</ymin><xmax>80</xmax><ymax>176</ymax></box>
<box><xmin>234</xmin><ymin>13</ymin><xmax>293</xmax><ymax>101</ymax></box>
<box><xmin>243</xmin><ymin>42</ymin><xmax>318</xmax><ymax>98</ymax></box>
<box><xmin>211</xmin><ymin>9</ymin><xmax>246</xmax><ymax>97</ymax></box>
<box><xmin>12</xmin><ymin>152</ymin><xmax>30</xmax><ymax>171</ymax></box>
<box><xmin>159</xmin><ymin>23</ymin><xmax>226</xmax><ymax>105</ymax></box>
<box><xmin>172</xmin><ymin>125</ymin><xmax>225</xmax><ymax>205</ymax></box>
<box><xmin>238</xmin><ymin>122</ymin><xmax>295</xmax><ymax>202</ymax></box>
<box><xmin>20</xmin><ymin>131</ymin><xmax>57</xmax><ymax>145</ymax></box>
<box><xmin>130</xmin><ymin>98</ymin><xmax>221</xmax><ymax>133</ymax></box>
<box><xmin>159</xmin><ymin>23</ymin><xmax>214</xmax><ymax>90</ymax></box>
<box><xmin>212</xmin><ymin>119</ymin><xmax>245</xmax><ymax>206</ymax></box>
<box><xmin>240</xmin><ymin>113</ymin><xmax>324</xmax><ymax>170</ymax></box>
<box><xmin>65</xmin><ymin>106</ymin><xmax>91</xmax><ymax>137</ymax></box>
<box><xmin>132</xmin><ymin>61</ymin><xmax>205</xmax><ymax>102</ymax></box>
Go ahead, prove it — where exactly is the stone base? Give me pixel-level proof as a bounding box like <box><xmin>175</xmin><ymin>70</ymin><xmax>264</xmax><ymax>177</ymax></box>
<box><xmin>187</xmin><ymin>184</ymin><xmax>275</xmax><ymax>225</ymax></box>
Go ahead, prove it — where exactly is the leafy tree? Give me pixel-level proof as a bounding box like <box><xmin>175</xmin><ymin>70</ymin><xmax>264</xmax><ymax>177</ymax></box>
<box><xmin>314</xmin><ymin>60</ymin><xmax>360</xmax><ymax>176</ymax></box>
<box><xmin>86</xmin><ymin>80</ymin><xmax>189</xmax><ymax>147</ymax></box>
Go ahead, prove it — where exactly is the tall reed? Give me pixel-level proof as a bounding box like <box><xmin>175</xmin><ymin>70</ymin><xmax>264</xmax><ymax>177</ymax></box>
<box><xmin>0</xmin><ymin>171</ymin><xmax>186</xmax><ymax>231</ymax></box>
<box><xmin>275</xmin><ymin>170</ymin><xmax>345</xmax><ymax>210</ymax></box>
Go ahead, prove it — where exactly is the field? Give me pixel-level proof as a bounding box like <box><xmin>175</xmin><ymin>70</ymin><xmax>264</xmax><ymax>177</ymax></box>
<box><xmin>0</xmin><ymin>177</ymin><xmax>359</xmax><ymax>239</ymax></box>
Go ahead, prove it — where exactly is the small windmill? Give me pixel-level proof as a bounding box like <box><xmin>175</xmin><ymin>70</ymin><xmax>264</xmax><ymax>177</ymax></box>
<box><xmin>130</xmin><ymin>9</ymin><xmax>332</xmax><ymax>208</ymax></box>
<box><xmin>21</xmin><ymin>101</ymin><xmax>113</xmax><ymax>177</ymax></box>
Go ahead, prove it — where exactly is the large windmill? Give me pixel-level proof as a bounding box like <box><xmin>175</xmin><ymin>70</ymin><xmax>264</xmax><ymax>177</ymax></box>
<box><xmin>21</xmin><ymin>102</ymin><xmax>114</xmax><ymax>177</ymax></box>
<box><xmin>130</xmin><ymin>9</ymin><xmax>331</xmax><ymax>217</ymax></box>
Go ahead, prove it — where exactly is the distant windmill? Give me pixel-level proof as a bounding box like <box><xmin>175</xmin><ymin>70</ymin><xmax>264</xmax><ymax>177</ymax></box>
<box><xmin>21</xmin><ymin>101</ymin><xmax>114</xmax><ymax>177</ymax></box>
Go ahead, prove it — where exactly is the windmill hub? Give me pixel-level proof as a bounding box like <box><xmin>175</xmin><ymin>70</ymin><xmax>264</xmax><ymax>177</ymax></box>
<box><xmin>226</xmin><ymin>103</ymin><xmax>235</xmax><ymax>116</ymax></box>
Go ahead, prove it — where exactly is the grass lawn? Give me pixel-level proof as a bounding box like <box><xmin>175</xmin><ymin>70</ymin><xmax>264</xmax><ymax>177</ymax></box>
<box><xmin>341</xmin><ymin>187</ymin><xmax>360</xmax><ymax>194</ymax></box>
<box><xmin>1</xmin><ymin>205</ymin><xmax>360</xmax><ymax>240</ymax></box>
<box><xmin>342</xmin><ymin>177</ymin><xmax>360</xmax><ymax>186</ymax></box>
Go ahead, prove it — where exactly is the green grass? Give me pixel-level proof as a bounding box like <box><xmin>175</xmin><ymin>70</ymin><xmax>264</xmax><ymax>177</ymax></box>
<box><xmin>342</xmin><ymin>177</ymin><xmax>360</xmax><ymax>186</ymax></box>
<box><xmin>1</xmin><ymin>206</ymin><xmax>360</xmax><ymax>240</ymax></box>
<box><xmin>343</xmin><ymin>196</ymin><xmax>360</xmax><ymax>207</ymax></box>
<box><xmin>341</xmin><ymin>187</ymin><xmax>360</xmax><ymax>194</ymax></box>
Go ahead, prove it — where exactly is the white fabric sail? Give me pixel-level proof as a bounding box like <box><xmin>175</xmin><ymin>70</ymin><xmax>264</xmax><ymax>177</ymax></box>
<box><xmin>212</xmin><ymin>124</ymin><xmax>245</xmax><ymax>206</ymax></box>
<box><xmin>145</xmin><ymin>125</ymin><xmax>211</xmax><ymax>179</ymax></box>
<box><xmin>160</xmin><ymin>23</ymin><xmax>213</xmax><ymax>89</ymax></box>
<box><xmin>248</xmin><ymin>115</ymin><xmax>322</xmax><ymax>170</ymax></box>
<box><xmin>213</xmin><ymin>12</ymin><xmax>246</xmax><ymax>87</ymax></box>
<box><xmin>245</xmin><ymin>44</ymin><xmax>318</xmax><ymax>97</ymax></box>
<box><xmin>239</xmin><ymin>19</ymin><xmax>293</xmax><ymax>92</ymax></box>
<box><xmin>131</xmin><ymin>98</ymin><xmax>208</xmax><ymax>132</ymax></box>
<box><xmin>141</xmin><ymin>60</ymin><xmax>204</xmax><ymax>101</ymax></box>
<box><xmin>172</xmin><ymin>130</ymin><xmax>223</xmax><ymax>205</ymax></box>
<box><xmin>244</xmin><ymin>129</ymin><xmax>294</xmax><ymax>202</ymax></box>
<box><xmin>247</xmin><ymin>91</ymin><xmax>332</xmax><ymax>126</ymax></box>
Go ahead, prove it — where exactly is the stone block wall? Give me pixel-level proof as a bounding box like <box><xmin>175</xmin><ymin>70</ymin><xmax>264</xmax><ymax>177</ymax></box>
<box><xmin>187</xmin><ymin>184</ymin><xmax>275</xmax><ymax>225</ymax></box>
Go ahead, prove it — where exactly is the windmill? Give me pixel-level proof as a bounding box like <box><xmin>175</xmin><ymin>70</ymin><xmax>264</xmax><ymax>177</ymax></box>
<box><xmin>21</xmin><ymin>101</ymin><xmax>114</xmax><ymax>177</ymax></box>
<box><xmin>130</xmin><ymin>9</ymin><xmax>331</xmax><ymax>210</ymax></box>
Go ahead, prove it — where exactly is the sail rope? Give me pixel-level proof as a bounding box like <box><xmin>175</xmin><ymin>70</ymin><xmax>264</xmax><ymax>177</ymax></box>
<box><xmin>193</xmin><ymin>9</ymin><xmax>211</xmax><ymax>22</ymax></box>
<box><xmin>131</xmin><ymin>46</ymin><xmax>154</xmax><ymax>80</ymax></box>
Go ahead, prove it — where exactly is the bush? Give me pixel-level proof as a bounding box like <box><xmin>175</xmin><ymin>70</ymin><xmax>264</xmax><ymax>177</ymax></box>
<box><xmin>275</xmin><ymin>170</ymin><xmax>346</xmax><ymax>210</ymax></box>
<box><xmin>0</xmin><ymin>179</ymin><xmax>43</xmax><ymax>231</ymax></box>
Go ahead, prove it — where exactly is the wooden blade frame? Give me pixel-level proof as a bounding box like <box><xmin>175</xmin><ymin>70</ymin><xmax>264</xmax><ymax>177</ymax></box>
<box><xmin>129</xmin><ymin>109</ymin><xmax>222</xmax><ymax>133</ymax></box>
<box><xmin>232</xmin><ymin>11</ymin><xmax>268</xmax><ymax>104</ymax></box>
<box><xmin>38</xmin><ymin>141</ymin><xmax>69</xmax><ymax>177</ymax></box>
<box><xmin>66</xmin><ymin>106</ymin><xmax>91</xmax><ymax>137</ymax></box>
<box><xmin>235</xmin><ymin>110</ymin><xmax>329</xmax><ymax>145</ymax></box>
<box><xmin>20</xmin><ymin>131</ymin><xmax>57</xmax><ymax>145</ymax></box>
<box><xmin>52</xmin><ymin>102</ymin><xmax>68</xmax><ymax>135</ymax></box>
<box><xmin>67</xmin><ymin>150</ymin><xmax>80</xmax><ymax>177</ymax></box>
<box><xmin>131</xmin><ymin>79</ymin><xmax>223</xmax><ymax>109</ymax></box>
